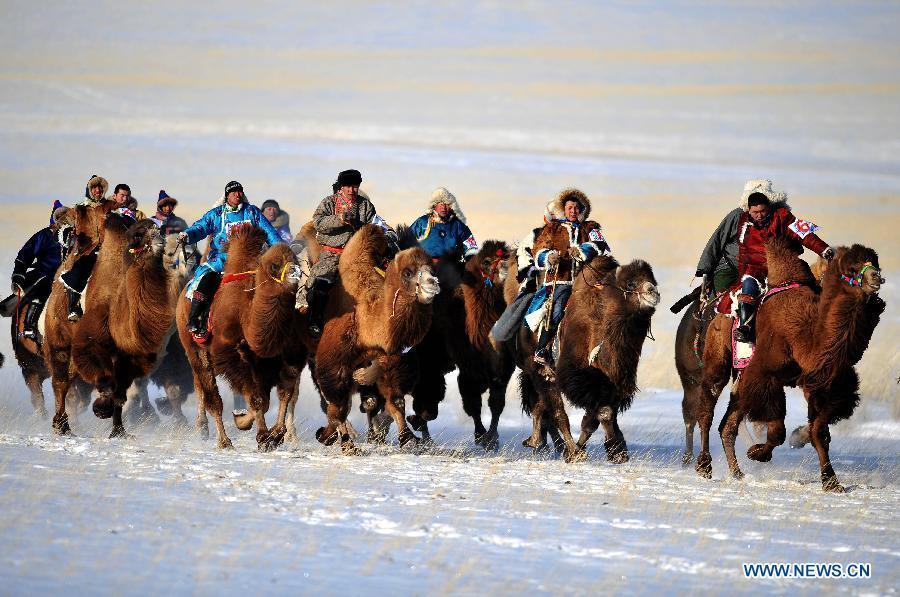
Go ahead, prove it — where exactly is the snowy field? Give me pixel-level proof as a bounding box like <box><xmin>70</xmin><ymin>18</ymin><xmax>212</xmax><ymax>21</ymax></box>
<box><xmin>1</xmin><ymin>379</ymin><xmax>898</xmax><ymax>594</ymax></box>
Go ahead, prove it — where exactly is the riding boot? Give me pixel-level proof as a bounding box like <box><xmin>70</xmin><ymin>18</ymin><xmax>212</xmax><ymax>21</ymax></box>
<box><xmin>734</xmin><ymin>300</ymin><xmax>757</xmax><ymax>343</ymax></box>
<box><xmin>533</xmin><ymin>328</ymin><xmax>555</xmax><ymax>369</ymax></box>
<box><xmin>186</xmin><ymin>291</ymin><xmax>210</xmax><ymax>337</ymax></box>
<box><xmin>66</xmin><ymin>289</ymin><xmax>83</xmax><ymax>322</ymax></box>
<box><xmin>307</xmin><ymin>277</ymin><xmax>332</xmax><ymax>338</ymax></box>
<box><xmin>22</xmin><ymin>301</ymin><xmax>43</xmax><ymax>340</ymax></box>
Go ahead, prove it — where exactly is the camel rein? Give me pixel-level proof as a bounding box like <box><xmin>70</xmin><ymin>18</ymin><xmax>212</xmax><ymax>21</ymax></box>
<box><xmin>241</xmin><ymin>262</ymin><xmax>302</xmax><ymax>292</ymax></box>
<box><xmin>840</xmin><ymin>262</ymin><xmax>875</xmax><ymax>287</ymax></box>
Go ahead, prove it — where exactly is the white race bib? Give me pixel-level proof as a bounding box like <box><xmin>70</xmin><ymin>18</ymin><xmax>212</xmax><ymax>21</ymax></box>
<box><xmin>787</xmin><ymin>217</ymin><xmax>820</xmax><ymax>239</ymax></box>
<box><xmin>588</xmin><ymin>228</ymin><xmax>604</xmax><ymax>243</ymax></box>
<box><xmin>463</xmin><ymin>235</ymin><xmax>478</xmax><ymax>251</ymax></box>
<box><xmin>224</xmin><ymin>220</ymin><xmax>250</xmax><ymax>236</ymax></box>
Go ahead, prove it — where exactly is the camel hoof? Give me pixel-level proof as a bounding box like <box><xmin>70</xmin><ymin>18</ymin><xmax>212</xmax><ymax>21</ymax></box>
<box><xmin>604</xmin><ymin>439</ymin><xmax>628</xmax><ymax>463</ymax></box>
<box><xmin>367</xmin><ymin>428</ymin><xmax>389</xmax><ymax>445</ymax></box>
<box><xmin>406</xmin><ymin>414</ymin><xmax>427</xmax><ymax>432</ymax></box>
<box><xmin>341</xmin><ymin>439</ymin><xmax>361</xmax><ymax>456</ymax></box>
<box><xmin>218</xmin><ymin>437</ymin><xmax>234</xmax><ymax>450</ymax></box>
<box><xmin>696</xmin><ymin>453</ymin><xmax>713</xmax><ymax>479</ymax></box>
<box><xmin>476</xmin><ymin>430</ymin><xmax>500</xmax><ymax>452</ymax></box>
<box><xmin>522</xmin><ymin>436</ymin><xmax>547</xmax><ymax>451</ymax></box>
<box><xmin>607</xmin><ymin>450</ymin><xmax>629</xmax><ymax>464</ymax></box>
<box><xmin>316</xmin><ymin>426</ymin><xmax>339</xmax><ymax>446</ymax></box>
<box><xmin>197</xmin><ymin>423</ymin><xmax>210</xmax><ymax>441</ymax></box>
<box><xmin>681</xmin><ymin>452</ymin><xmax>694</xmax><ymax>466</ymax></box>
<box><xmin>109</xmin><ymin>426</ymin><xmax>134</xmax><ymax>440</ymax></box>
<box><xmin>822</xmin><ymin>475</ymin><xmax>845</xmax><ymax>493</ymax></box>
<box><xmin>52</xmin><ymin>414</ymin><xmax>72</xmax><ymax>436</ymax></box>
<box><xmin>398</xmin><ymin>429</ymin><xmax>419</xmax><ymax>448</ymax></box>
<box><xmin>730</xmin><ymin>468</ymin><xmax>745</xmax><ymax>480</ymax></box>
<box><xmin>789</xmin><ymin>425</ymin><xmax>810</xmax><ymax>449</ymax></box>
<box><xmin>564</xmin><ymin>446</ymin><xmax>588</xmax><ymax>464</ymax></box>
<box><xmin>92</xmin><ymin>398</ymin><xmax>115</xmax><ymax>420</ymax></box>
<box><xmin>257</xmin><ymin>427</ymin><xmax>286</xmax><ymax>452</ymax></box>
<box><xmin>747</xmin><ymin>444</ymin><xmax>773</xmax><ymax>462</ymax></box>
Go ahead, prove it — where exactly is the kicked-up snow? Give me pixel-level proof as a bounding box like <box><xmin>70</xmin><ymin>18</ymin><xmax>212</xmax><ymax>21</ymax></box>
<box><xmin>0</xmin><ymin>382</ymin><xmax>896</xmax><ymax>594</ymax></box>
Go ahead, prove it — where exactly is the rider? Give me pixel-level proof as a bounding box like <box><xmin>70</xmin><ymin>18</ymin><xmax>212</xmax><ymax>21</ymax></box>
<box><xmin>110</xmin><ymin>183</ymin><xmax>145</xmax><ymax>221</ymax></box>
<box><xmin>178</xmin><ymin>181</ymin><xmax>283</xmax><ymax>340</ymax></box>
<box><xmin>150</xmin><ymin>190</ymin><xmax>188</xmax><ymax>236</ymax></box>
<box><xmin>697</xmin><ymin>179</ymin><xmax>834</xmax><ymax>342</ymax></box>
<box><xmin>296</xmin><ymin>169</ymin><xmax>397</xmax><ymax>338</ymax></box>
<box><xmin>409</xmin><ymin>187</ymin><xmax>478</xmax><ymax>261</ymax></box>
<box><xmin>60</xmin><ymin>174</ymin><xmax>109</xmax><ymax>321</ymax></box>
<box><xmin>11</xmin><ymin>201</ymin><xmax>71</xmax><ymax>340</ymax></box>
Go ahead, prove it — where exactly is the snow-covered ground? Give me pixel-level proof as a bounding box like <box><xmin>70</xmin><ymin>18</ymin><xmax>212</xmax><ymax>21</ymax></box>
<box><xmin>0</xmin><ymin>377</ymin><xmax>897</xmax><ymax>594</ymax></box>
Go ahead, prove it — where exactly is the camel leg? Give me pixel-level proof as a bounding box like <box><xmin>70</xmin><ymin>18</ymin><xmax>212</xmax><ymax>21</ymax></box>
<box><xmin>165</xmin><ymin>382</ymin><xmax>189</xmax><ymax>427</ymax></box>
<box><xmin>746</xmin><ymin>420</ymin><xmax>786</xmax><ymax>463</ymax></box>
<box><xmin>384</xmin><ymin>393</ymin><xmax>418</xmax><ymax>448</ymax></box>
<box><xmin>576</xmin><ymin>408</ymin><xmax>600</xmax><ymax>449</ymax></box>
<box><xmin>316</xmin><ymin>398</ymin><xmax>358</xmax><ymax>454</ymax></box>
<box><xmin>546</xmin><ymin>386</ymin><xmax>584</xmax><ymax>463</ymax></box>
<box><xmin>459</xmin><ymin>373</ymin><xmax>489</xmax><ymax>449</ymax></box>
<box><xmin>718</xmin><ymin>393</ymin><xmax>745</xmax><ymax>480</ymax></box>
<box><xmin>109</xmin><ymin>402</ymin><xmax>133</xmax><ymax>439</ymax></box>
<box><xmin>361</xmin><ymin>388</ymin><xmax>390</xmax><ymax>444</ymax></box>
<box><xmin>598</xmin><ymin>406</ymin><xmax>628</xmax><ymax>463</ymax></box>
<box><xmin>483</xmin><ymin>382</ymin><xmax>505</xmax><ymax>451</ymax></box>
<box><xmin>252</xmin><ymin>388</ymin><xmax>276</xmax><ymax>452</ymax></box>
<box><xmin>50</xmin><ymin>373</ymin><xmax>73</xmax><ymax>436</ymax></box>
<box><xmin>522</xmin><ymin>393</ymin><xmax>548</xmax><ymax>452</ymax></box>
<box><xmin>681</xmin><ymin>383</ymin><xmax>700</xmax><ymax>465</ymax></box>
<box><xmin>24</xmin><ymin>371</ymin><xmax>47</xmax><ymax>419</ymax></box>
<box><xmin>284</xmin><ymin>378</ymin><xmax>301</xmax><ymax>446</ymax></box>
<box><xmin>808</xmin><ymin>408</ymin><xmax>842</xmax><ymax>492</ymax></box>
<box><xmin>192</xmin><ymin>364</ymin><xmax>230</xmax><ymax>448</ymax></box>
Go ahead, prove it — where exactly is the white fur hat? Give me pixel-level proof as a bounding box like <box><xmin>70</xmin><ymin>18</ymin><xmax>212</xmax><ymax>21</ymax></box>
<box><xmin>428</xmin><ymin>187</ymin><xmax>466</xmax><ymax>224</ymax></box>
<box><xmin>739</xmin><ymin>179</ymin><xmax>787</xmax><ymax>212</ymax></box>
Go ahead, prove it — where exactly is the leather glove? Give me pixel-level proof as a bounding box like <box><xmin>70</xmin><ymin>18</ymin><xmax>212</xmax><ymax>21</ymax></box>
<box><xmin>821</xmin><ymin>246</ymin><xmax>835</xmax><ymax>261</ymax></box>
<box><xmin>569</xmin><ymin>246</ymin><xmax>588</xmax><ymax>263</ymax></box>
<box><xmin>545</xmin><ymin>250</ymin><xmax>560</xmax><ymax>266</ymax></box>
<box><xmin>11</xmin><ymin>273</ymin><xmax>25</xmax><ymax>293</ymax></box>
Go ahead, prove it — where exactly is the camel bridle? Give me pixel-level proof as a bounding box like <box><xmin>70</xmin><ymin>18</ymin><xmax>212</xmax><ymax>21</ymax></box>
<box><xmin>840</xmin><ymin>262</ymin><xmax>881</xmax><ymax>289</ymax></box>
<box><xmin>479</xmin><ymin>249</ymin><xmax>505</xmax><ymax>287</ymax></box>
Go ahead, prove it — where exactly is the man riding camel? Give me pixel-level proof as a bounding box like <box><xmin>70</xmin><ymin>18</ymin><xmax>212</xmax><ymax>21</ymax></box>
<box><xmin>409</xmin><ymin>187</ymin><xmax>478</xmax><ymax>261</ymax></box>
<box><xmin>491</xmin><ymin>188</ymin><xmax>611</xmax><ymax>375</ymax></box>
<box><xmin>150</xmin><ymin>190</ymin><xmax>188</xmax><ymax>236</ymax></box>
<box><xmin>696</xmin><ymin>179</ymin><xmax>834</xmax><ymax>342</ymax></box>
<box><xmin>9</xmin><ymin>201</ymin><xmax>71</xmax><ymax>340</ymax></box>
<box><xmin>60</xmin><ymin>174</ymin><xmax>109</xmax><ymax>321</ymax></box>
<box><xmin>296</xmin><ymin>169</ymin><xmax>397</xmax><ymax>338</ymax></box>
<box><xmin>110</xmin><ymin>183</ymin><xmax>145</xmax><ymax>221</ymax></box>
<box><xmin>178</xmin><ymin>180</ymin><xmax>283</xmax><ymax>341</ymax></box>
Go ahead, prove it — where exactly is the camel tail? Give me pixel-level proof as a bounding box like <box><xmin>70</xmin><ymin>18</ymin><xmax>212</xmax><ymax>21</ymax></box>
<box><xmin>232</xmin><ymin>409</ymin><xmax>256</xmax><ymax>431</ymax></box>
<box><xmin>670</xmin><ymin>286</ymin><xmax>701</xmax><ymax>314</ymax></box>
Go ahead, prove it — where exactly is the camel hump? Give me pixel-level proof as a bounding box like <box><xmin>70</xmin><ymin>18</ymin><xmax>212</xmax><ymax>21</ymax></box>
<box><xmin>340</xmin><ymin>224</ymin><xmax>390</xmax><ymax>302</ymax></box>
<box><xmin>222</xmin><ymin>225</ymin><xmax>267</xmax><ymax>256</ymax></box>
<box><xmin>765</xmin><ymin>236</ymin><xmax>814</xmax><ymax>286</ymax></box>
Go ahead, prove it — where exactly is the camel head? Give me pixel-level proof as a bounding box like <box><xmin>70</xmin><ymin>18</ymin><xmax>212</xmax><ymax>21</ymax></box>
<box><xmin>258</xmin><ymin>243</ymin><xmax>302</xmax><ymax>290</ymax></box>
<box><xmin>466</xmin><ymin>240</ymin><xmax>510</xmax><ymax>287</ymax></box>
<box><xmin>125</xmin><ymin>219</ymin><xmax>164</xmax><ymax>259</ymax></box>
<box><xmin>831</xmin><ymin>244</ymin><xmax>884</xmax><ymax>295</ymax></box>
<box><xmin>390</xmin><ymin>247</ymin><xmax>440</xmax><ymax>304</ymax></box>
<box><xmin>581</xmin><ymin>256</ymin><xmax>659</xmax><ymax>311</ymax></box>
<box><xmin>162</xmin><ymin>232</ymin><xmax>198</xmax><ymax>282</ymax></box>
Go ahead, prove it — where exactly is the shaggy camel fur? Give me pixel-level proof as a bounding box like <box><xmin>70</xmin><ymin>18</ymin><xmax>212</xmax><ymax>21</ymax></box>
<box><xmin>314</xmin><ymin>224</ymin><xmax>439</xmax><ymax>453</ymax></box>
<box><xmin>407</xmin><ymin>240</ymin><xmax>514</xmax><ymax>449</ymax></box>
<box><xmin>719</xmin><ymin>239</ymin><xmax>884</xmax><ymax>491</ymax></box>
<box><xmin>43</xmin><ymin>200</ymin><xmax>118</xmax><ymax>435</ymax></box>
<box><xmin>178</xmin><ymin>225</ymin><xmax>304</xmax><ymax>450</ymax></box>
<box><xmin>516</xmin><ymin>255</ymin><xmax>659</xmax><ymax>463</ymax></box>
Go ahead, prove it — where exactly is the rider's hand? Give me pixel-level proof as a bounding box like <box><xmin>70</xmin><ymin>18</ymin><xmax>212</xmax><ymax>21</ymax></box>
<box><xmin>545</xmin><ymin>250</ymin><xmax>560</xmax><ymax>266</ymax></box>
<box><xmin>821</xmin><ymin>246</ymin><xmax>835</xmax><ymax>261</ymax></box>
<box><xmin>177</xmin><ymin>231</ymin><xmax>188</xmax><ymax>244</ymax></box>
<box><xmin>11</xmin><ymin>273</ymin><xmax>24</xmax><ymax>293</ymax></box>
<box><xmin>569</xmin><ymin>246</ymin><xmax>587</xmax><ymax>263</ymax></box>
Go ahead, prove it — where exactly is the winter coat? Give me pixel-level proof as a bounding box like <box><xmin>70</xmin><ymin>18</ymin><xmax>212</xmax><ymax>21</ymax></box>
<box><xmin>270</xmin><ymin>210</ymin><xmax>293</xmax><ymax>243</ymax></box>
<box><xmin>409</xmin><ymin>213</ymin><xmax>478</xmax><ymax>259</ymax></box>
<box><xmin>737</xmin><ymin>207</ymin><xmax>828</xmax><ymax>281</ymax></box>
<box><xmin>312</xmin><ymin>192</ymin><xmax>392</xmax><ymax>249</ymax></box>
<box><xmin>150</xmin><ymin>213</ymin><xmax>188</xmax><ymax>236</ymax></box>
<box><xmin>695</xmin><ymin>208</ymin><xmax>742</xmax><ymax>278</ymax></box>
<box><xmin>531</xmin><ymin>188</ymin><xmax>611</xmax><ymax>285</ymax></box>
<box><xmin>183</xmin><ymin>201</ymin><xmax>283</xmax><ymax>271</ymax></box>
<box><xmin>14</xmin><ymin>227</ymin><xmax>63</xmax><ymax>279</ymax></box>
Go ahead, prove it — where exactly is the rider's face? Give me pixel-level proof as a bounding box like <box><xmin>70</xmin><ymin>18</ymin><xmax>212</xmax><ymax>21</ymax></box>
<box><xmin>114</xmin><ymin>189</ymin><xmax>130</xmax><ymax>206</ymax></box>
<box><xmin>340</xmin><ymin>185</ymin><xmax>359</xmax><ymax>200</ymax></box>
<box><xmin>564</xmin><ymin>200</ymin><xmax>582</xmax><ymax>222</ymax></box>
<box><xmin>90</xmin><ymin>185</ymin><xmax>104</xmax><ymax>199</ymax></box>
<box><xmin>226</xmin><ymin>190</ymin><xmax>243</xmax><ymax>208</ymax></box>
<box><xmin>748</xmin><ymin>204</ymin><xmax>770</xmax><ymax>224</ymax></box>
<box><xmin>434</xmin><ymin>202</ymin><xmax>450</xmax><ymax>219</ymax></box>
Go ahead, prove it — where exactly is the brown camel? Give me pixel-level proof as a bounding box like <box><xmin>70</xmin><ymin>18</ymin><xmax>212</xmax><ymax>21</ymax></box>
<box><xmin>71</xmin><ymin>218</ymin><xmax>188</xmax><ymax>437</ymax></box>
<box><xmin>42</xmin><ymin>200</ymin><xmax>118</xmax><ymax>435</ymax></box>
<box><xmin>177</xmin><ymin>226</ymin><xmax>305</xmax><ymax>450</ymax></box>
<box><xmin>718</xmin><ymin>239</ymin><xmax>885</xmax><ymax>491</ymax></box>
<box><xmin>514</xmin><ymin>255</ymin><xmax>660</xmax><ymax>463</ymax></box>
<box><xmin>314</xmin><ymin>224</ymin><xmax>440</xmax><ymax>453</ymax></box>
<box><xmin>406</xmin><ymin>240</ymin><xmax>515</xmax><ymax>449</ymax></box>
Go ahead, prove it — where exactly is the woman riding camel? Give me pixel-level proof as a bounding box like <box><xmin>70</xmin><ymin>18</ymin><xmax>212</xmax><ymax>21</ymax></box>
<box><xmin>696</xmin><ymin>179</ymin><xmax>835</xmax><ymax>342</ymax></box>
<box><xmin>295</xmin><ymin>169</ymin><xmax>397</xmax><ymax>338</ymax></box>
<box><xmin>178</xmin><ymin>180</ymin><xmax>283</xmax><ymax>341</ymax></box>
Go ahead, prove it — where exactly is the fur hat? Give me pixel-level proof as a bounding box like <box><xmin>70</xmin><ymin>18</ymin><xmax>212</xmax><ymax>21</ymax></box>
<box><xmin>545</xmin><ymin>188</ymin><xmax>591</xmax><ymax>223</ymax></box>
<box><xmin>739</xmin><ymin>179</ymin><xmax>787</xmax><ymax>212</ymax></box>
<box><xmin>427</xmin><ymin>187</ymin><xmax>467</xmax><ymax>224</ymax></box>
<box><xmin>50</xmin><ymin>200</ymin><xmax>68</xmax><ymax>225</ymax></box>
<box><xmin>336</xmin><ymin>169</ymin><xmax>362</xmax><ymax>188</ymax></box>
<box><xmin>85</xmin><ymin>175</ymin><xmax>109</xmax><ymax>199</ymax></box>
<box><xmin>158</xmin><ymin>190</ymin><xmax>178</xmax><ymax>208</ymax></box>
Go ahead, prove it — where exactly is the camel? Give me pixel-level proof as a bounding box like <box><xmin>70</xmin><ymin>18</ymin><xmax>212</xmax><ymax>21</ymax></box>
<box><xmin>42</xmin><ymin>199</ymin><xmax>117</xmax><ymax>435</ymax></box>
<box><xmin>314</xmin><ymin>224</ymin><xmax>440</xmax><ymax>453</ymax></box>
<box><xmin>513</xmin><ymin>255</ymin><xmax>660</xmax><ymax>463</ymax></box>
<box><xmin>406</xmin><ymin>241</ymin><xmax>515</xmax><ymax>449</ymax></box>
<box><xmin>718</xmin><ymin>239</ymin><xmax>884</xmax><ymax>491</ymax></box>
<box><xmin>177</xmin><ymin>225</ymin><xmax>305</xmax><ymax>450</ymax></box>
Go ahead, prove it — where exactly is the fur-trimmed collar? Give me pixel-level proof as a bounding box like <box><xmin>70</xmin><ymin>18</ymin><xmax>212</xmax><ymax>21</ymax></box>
<box><xmin>212</xmin><ymin>196</ymin><xmax>249</xmax><ymax>209</ymax></box>
<box><xmin>427</xmin><ymin>187</ymin><xmax>467</xmax><ymax>224</ymax></box>
<box><xmin>545</xmin><ymin>188</ymin><xmax>591</xmax><ymax>223</ymax></box>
